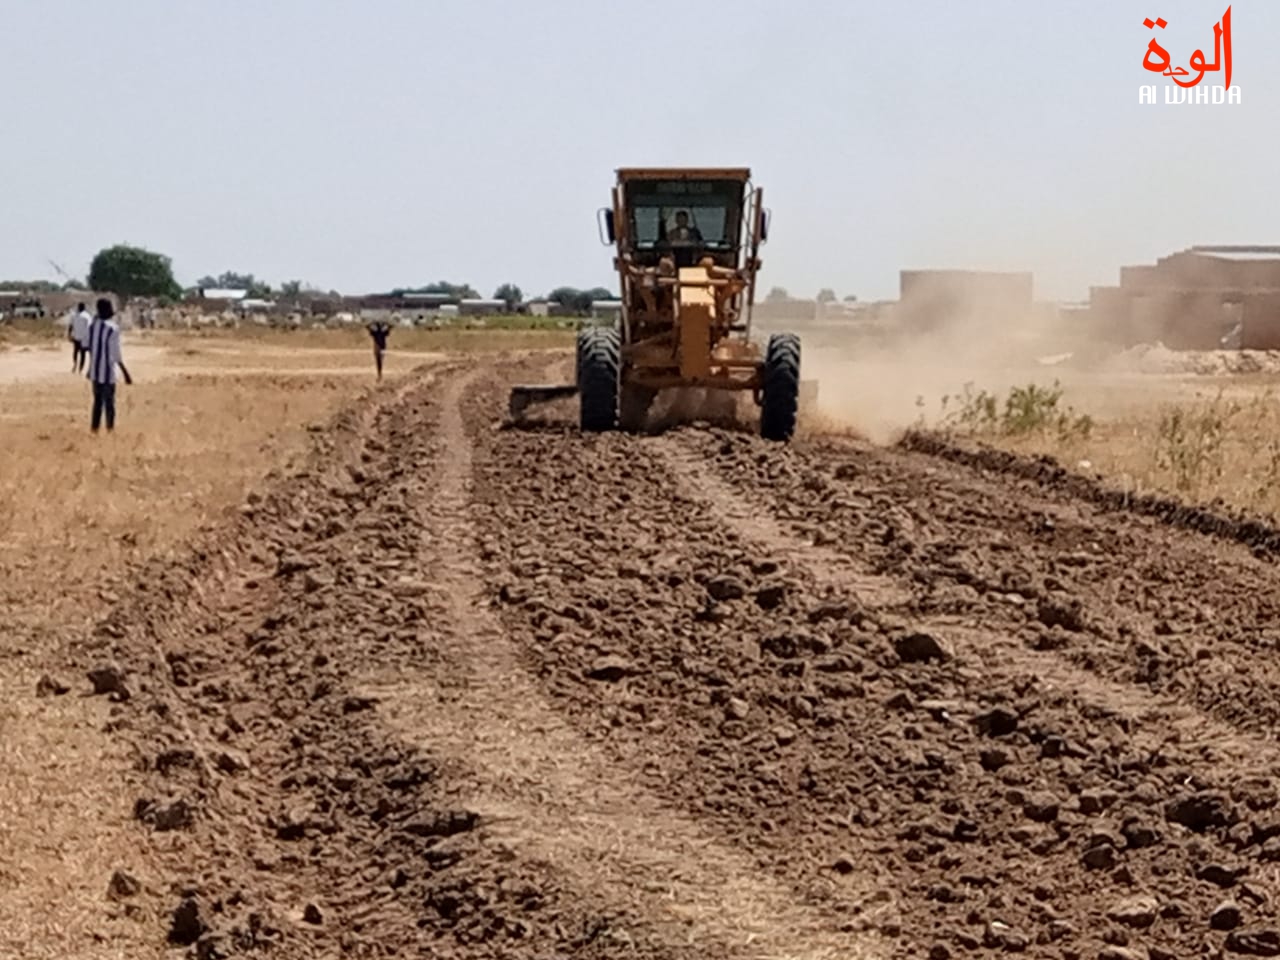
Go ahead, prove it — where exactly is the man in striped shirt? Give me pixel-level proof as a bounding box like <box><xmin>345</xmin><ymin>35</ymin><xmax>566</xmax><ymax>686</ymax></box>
<box><xmin>85</xmin><ymin>298</ymin><xmax>132</xmax><ymax>432</ymax></box>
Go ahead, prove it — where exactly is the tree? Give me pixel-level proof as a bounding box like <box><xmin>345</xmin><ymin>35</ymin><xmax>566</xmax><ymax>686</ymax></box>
<box><xmin>0</xmin><ymin>279</ymin><xmax>61</xmax><ymax>292</ymax></box>
<box><xmin>816</xmin><ymin>288</ymin><xmax>836</xmax><ymax>303</ymax></box>
<box><xmin>279</xmin><ymin>280</ymin><xmax>303</xmax><ymax>298</ymax></box>
<box><xmin>414</xmin><ymin>281</ymin><xmax>479</xmax><ymax>299</ymax></box>
<box><xmin>493</xmin><ymin>283</ymin><xmax>523</xmax><ymax>308</ymax></box>
<box><xmin>197</xmin><ymin>271</ymin><xmax>273</xmax><ymax>297</ymax></box>
<box><xmin>88</xmin><ymin>245</ymin><xmax>181</xmax><ymax>303</ymax></box>
<box><xmin>765</xmin><ymin>286</ymin><xmax>789</xmax><ymax>301</ymax></box>
<box><xmin>585</xmin><ymin>287</ymin><xmax>615</xmax><ymax>302</ymax></box>
<box><xmin>843</xmin><ymin>294</ymin><xmax>858</xmax><ymax>302</ymax></box>
<box><xmin>547</xmin><ymin>286</ymin><xmax>594</xmax><ymax>315</ymax></box>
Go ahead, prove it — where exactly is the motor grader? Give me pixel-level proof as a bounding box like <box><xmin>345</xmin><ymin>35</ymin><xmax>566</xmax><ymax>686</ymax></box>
<box><xmin>509</xmin><ymin>167</ymin><xmax>806</xmax><ymax>440</ymax></box>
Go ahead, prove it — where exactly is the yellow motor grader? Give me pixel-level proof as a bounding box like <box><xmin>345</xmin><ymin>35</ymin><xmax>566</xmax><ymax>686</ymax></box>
<box><xmin>509</xmin><ymin>167</ymin><xmax>807</xmax><ymax>440</ymax></box>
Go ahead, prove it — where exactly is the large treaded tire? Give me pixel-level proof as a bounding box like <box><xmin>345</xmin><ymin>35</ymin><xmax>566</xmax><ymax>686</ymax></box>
<box><xmin>760</xmin><ymin>332</ymin><xmax>801</xmax><ymax>441</ymax></box>
<box><xmin>579</xmin><ymin>327</ymin><xmax>620</xmax><ymax>432</ymax></box>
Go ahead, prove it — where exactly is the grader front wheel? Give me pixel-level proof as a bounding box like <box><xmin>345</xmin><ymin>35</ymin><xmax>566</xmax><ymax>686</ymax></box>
<box><xmin>578</xmin><ymin>327</ymin><xmax>620</xmax><ymax>432</ymax></box>
<box><xmin>760</xmin><ymin>332</ymin><xmax>801</xmax><ymax>441</ymax></box>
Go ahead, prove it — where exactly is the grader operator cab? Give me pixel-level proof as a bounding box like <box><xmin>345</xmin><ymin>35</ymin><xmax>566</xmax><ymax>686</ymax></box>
<box><xmin>509</xmin><ymin>167</ymin><xmax>807</xmax><ymax>441</ymax></box>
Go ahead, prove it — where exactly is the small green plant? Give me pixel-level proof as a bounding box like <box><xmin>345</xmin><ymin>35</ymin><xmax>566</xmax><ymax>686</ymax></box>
<box><xmin>1150</xmin><ymin>389</ymin><xmax>1239</xmax><ymax>497</ymax></box>
<box><xmin>939</xmin><ymin>380</ymin><xmax>1092</xmax><ymax>440</ymax></box>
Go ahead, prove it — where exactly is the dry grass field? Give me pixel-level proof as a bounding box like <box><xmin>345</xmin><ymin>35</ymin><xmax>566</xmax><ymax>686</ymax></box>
<box><xmin>920</xmin><ymin>376</ymin><xmax>1280</xmax><ymax>519</ymax></box>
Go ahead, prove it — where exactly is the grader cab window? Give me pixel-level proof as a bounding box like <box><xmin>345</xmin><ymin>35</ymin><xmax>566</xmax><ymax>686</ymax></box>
<box><xmin>626</xmin><ymin>179</ymin><xmax>744</xmax><ymax>259</ymax></box>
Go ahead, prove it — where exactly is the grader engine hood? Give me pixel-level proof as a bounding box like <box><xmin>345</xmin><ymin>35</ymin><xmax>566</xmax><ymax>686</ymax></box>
<box><xmin>676</xmin><ymin>266</ymin><xmax>716</xmax><ymax>379</ymax></box>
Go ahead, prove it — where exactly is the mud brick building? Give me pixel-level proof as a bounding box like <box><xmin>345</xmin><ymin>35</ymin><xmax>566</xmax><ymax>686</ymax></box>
<box><xmin>1087</xmin><ymin>246</ymin><xmax>1280</xmax><ymax>349</ymax></box>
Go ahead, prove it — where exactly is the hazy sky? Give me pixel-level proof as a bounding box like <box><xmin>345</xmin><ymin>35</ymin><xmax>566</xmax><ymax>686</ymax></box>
<box><xmin>2</xmin><ymin>0</ymin><xmax>1273</xmax><ymax>301</ymax></box>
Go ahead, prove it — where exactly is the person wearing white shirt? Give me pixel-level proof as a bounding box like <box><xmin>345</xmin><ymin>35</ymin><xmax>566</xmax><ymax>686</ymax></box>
<box><xmin>69</xmin><ymin>302</ymin><xmax>92</xmax><ymax>372</ymax></box>
<box><xmin>85</xmin><ymin>298</ymin><xmax>132</xmax><ymax>432</ymax></box>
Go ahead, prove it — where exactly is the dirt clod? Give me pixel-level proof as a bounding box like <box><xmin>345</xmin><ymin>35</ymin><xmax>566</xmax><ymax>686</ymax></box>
<box><xmin>35</xmin><ymin>674</ymin><xmax>70</xmax><ymax>697</ymax></box>
<box><xmin>87</xmin><ymin>665</ymin><xmax>130</xmax><ymax>700</ymax></box>
<box><xmin>169</xmin><ymin>897</ymin><xmax>206</xmax><ymax>945</ymax></box>
<box><xmin>106</xmin><ymin>869</ymin><xmax>141</xmax><ymax>900</ymax></box>
<box><xmin>894</xmin><ymin>631</ymin><xmax>951</xmax><ymax>663</ymax></box>
<box><xmin>1214</xmin><ymin>901</ymin><xmax>1245</xmax><ymax>931</ymax></box>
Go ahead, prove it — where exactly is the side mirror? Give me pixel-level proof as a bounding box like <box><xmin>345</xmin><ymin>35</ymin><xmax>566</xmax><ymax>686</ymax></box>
<box><xmin>597</xmin><ymin>208</ymin><xmax>615</xmax><ymax>245</ymax></box>
<box><xmin>760</xmin><ymin>209</ymin><xmax>771</xmax><ymax>243</ymax></box>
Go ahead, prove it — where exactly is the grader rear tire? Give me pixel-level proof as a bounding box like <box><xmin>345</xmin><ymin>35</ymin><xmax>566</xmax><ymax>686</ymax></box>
<box><xmin>760</xmin><ymin>332</ymin><xmax>801</xmax><ymax>441</ymax></box>
<box><xmin>579</xmin><ymin>327</ymin><xmax>620</xmax><ymax>432</ymax></box>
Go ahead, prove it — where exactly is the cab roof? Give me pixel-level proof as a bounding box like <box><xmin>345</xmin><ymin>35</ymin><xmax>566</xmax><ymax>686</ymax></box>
<box><xmin>616</xmin><ymin>167</ymin><xmax>751</xmax><ymax>182</ymax></box>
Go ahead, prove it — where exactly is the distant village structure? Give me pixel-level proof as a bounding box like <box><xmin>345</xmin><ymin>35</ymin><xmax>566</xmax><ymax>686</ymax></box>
<box><xmin>6</xmin><ymin>247</ymin><xmax>1280</xmax><ymax>352</ymax></box>
<box><xmin>1087</xmin><ymin>246</ymin><xmax>1280</xmax><ymax>350</ymax></box>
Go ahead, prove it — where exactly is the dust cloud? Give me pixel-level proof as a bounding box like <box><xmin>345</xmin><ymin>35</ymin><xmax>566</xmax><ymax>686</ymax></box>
<box><xmin>758</xmin><ymin>294</ymin><xmax>1111</xmax><ymax>445</ymax></box>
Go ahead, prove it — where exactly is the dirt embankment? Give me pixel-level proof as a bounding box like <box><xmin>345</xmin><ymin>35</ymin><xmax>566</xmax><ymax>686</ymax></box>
<box><xmin>65</xmin><ymin>355</ymin><xmax>1280</xmax><ymax>960</ymax></box>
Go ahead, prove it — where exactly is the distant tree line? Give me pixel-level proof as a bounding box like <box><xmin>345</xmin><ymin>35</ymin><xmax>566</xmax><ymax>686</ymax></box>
<box><xmin>4</xmin><ymin>242</ymin><xmax>643</xmax><ymax>313</ymax></box>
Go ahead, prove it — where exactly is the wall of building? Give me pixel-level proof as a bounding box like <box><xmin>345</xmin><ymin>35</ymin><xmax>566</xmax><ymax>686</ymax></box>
<box><xmin>1241</xmin><ymin>293</ymin><xmax>1280</xmax><ymax>349</ymax></box>
<box><xmin>1088</xmin><ymin>250</ymin><xmax>1280</xmax><ymax>348</ymax></box>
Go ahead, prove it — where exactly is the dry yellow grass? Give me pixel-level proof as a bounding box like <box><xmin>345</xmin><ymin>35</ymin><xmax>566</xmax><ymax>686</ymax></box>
<box><xmin>927</xmin><ymin>379</ymin><xmax>1280</xmax><ymax>519</ymax></box>
<box><xmin>0</xmin><ymin>333</ymin><xmax>464</xmax><ymax>959</ymax></box>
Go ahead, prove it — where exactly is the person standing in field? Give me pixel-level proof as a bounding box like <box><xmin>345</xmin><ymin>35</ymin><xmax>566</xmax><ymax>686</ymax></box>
<box><xmin>367</xmin><ymin>318</ymin><xmax>391</xmax><ymax>381</ymax></box>
<box><xmin>69</xmin><ymin>301</ymin><xmax>92</xmax><ymax>373</ymax></box>
<box><xmin>85</xmin><ymin>298</ymin><xmax>132</xmax><ymax>433</ymax></box>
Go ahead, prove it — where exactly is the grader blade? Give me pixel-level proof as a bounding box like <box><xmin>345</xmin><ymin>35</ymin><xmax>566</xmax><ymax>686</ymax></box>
<box><xmin>508</xmin><ymin>383</ymin><xmax>577</xmax><ymax>421</ymax></box>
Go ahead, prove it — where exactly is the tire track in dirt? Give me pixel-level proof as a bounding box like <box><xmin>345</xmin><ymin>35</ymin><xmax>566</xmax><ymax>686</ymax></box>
<box><xmin>80</xmin><ymin>358</ymin><xmax>754</xmax><ymax>959</ymax></box>
<box><xmin>366</xmin><ymin>366</ymin><xmax>880</xmax><ymax>960</ymax></box>
<box><xmin>656</xmin><ymin>431</ymin><xmax>1280</xmax><ymax>772</ymax></box>
<box><xmin>655</xmin><ymin>425</ymin><xmax>1280</xmax><ymax>959</ymax></box>
<box><xmin>691</xmin><ymin>427</ymin><xmax>1280</xmax><ymax>741</ymax></box>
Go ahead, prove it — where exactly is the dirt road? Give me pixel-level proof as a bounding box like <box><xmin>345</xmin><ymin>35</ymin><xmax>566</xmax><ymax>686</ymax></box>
<box><xmin>68</xmin><ymin>355</ymin><xmax>1280</xmax><ymax>959</ymax></box>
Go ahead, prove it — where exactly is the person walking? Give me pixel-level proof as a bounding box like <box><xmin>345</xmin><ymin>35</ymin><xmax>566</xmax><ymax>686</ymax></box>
<box><xmin>69</xmin><ymin>302</ymin><xmax>92</xmax><ymax>372</ymax></box>
<box><xmin>85</xmin><ymin>298</ymin><xmax>132</xmax><ymax>432</ymax></box>
<box><xmin>367</xmin><ymin>318</ymin><xmax>391</xmax><ymax>380</ymax></box>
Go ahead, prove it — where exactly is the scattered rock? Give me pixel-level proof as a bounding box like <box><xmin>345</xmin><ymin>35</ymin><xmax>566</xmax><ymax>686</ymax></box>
<box><xmin>1213</xmin><ymin>901</ymin><xmax>1244</xmax><ymax>931</ymax></box>
<box><xmin>391</xmin><ymin>577</ymin><xmax>431</xmax><ymax>598</ymax></box>
<box><xmin>893</xmin><ymin>632</ymin><xmax>951</xmax><ymax>663</ymax></box>
<box><xmin>1121</xmin><ymin>819</ymin><xmax>1161</xmax><ymax>850</ymax></box>
<box><xmin>1199</xmin><ymin>863</ymin><xmax>1248</xmax><ymax>888</ymax></box>
<box><xmin>1079</xmin><ymin>789</ymin><xmax>1119</xmax><ymax>815</ymax></box>
<box><xmin>35</xmin><ymin>675</ymin><xmax>70</xmax><ymax>697</ymax></box>
<box><xmin>1023</xmin><ymin>792</ymin><xmax>1060</xmax><ymax>823</ymax></box>
<box><xmin>107</xmin><ymin>869</ymin><xmax>141</xmax><ymax>900</ymax></box>
<box><xmin>1226</xmin><ymin>928</ymin><xmax>1280</xmax><ymax>956</ymax></box>
<box><xmin>725</xmin><ymin>697</ymin><xmax>750</xmax><ymax>721</ymax></box>
<box><xmin>585</xmin><ymin>656</ymin><xmax>637</xmax><ymax>682</ymax></box>
<box><xmin>1166</xmin><ymin>791</ymin><xmax>1233</xmax><ymax>832</ymax></box>
<box><xmin>275</xmin><ymin>551</ymin><xmax>315</xmax><ymax>576</ymax></box>
<box><xmin>1099</xmin><ymin>948</ymin><xmax>1143</xmax><ymax>960</ymax></box>
<box><xmin>136</xmin><ymin>798</ymin><xmax>195</xmax><ymax>832</ymax></box>
<box><xmin>833</xmin><ymin>855</ymin><xmax>856</xmax><ymax>875</ymax></box>
<box><xmin>973</xmin><ymin>707</ymin><xmax>1019</xmax><ymax>738</ymax></box>
<box><xmin>169</xmin><ymin>897</ymin><xmax>206</xmax><ymax>945</ymax></box>
<box><xmin>213</xmin><ymin>750</ymin><xmax>249</xmax><ymax>775</ymax></box>
<box><xmin>706</xmin><ymin>576</ymin><xmax>747</xmax><ymax>602</ymax></box>
<box><xmin>302</xmin><ymin>903</ymin><xmax>323</xmax><ymax>925</ymax></box>
<box><xmin>1037</xmin><ymin>598</ymin><xmax>1085</xmax><ymax>632</ymax></box>
<box><xmin>1106</xmin><ymin>895</ymin><xmax>1159</xmax><ymax>929</ymax></box>
<box><xmin>773</xmin><ymin>725</ymin><xmax>799</xmax><ymax>747</ymax></box>
<box><xmin>302</xmin><ymin>570</ymin><xmax>332</xmax><ymax>593</ymax></box>
<box><xmin>87</xmin><ymin>665</ymin><xmax>130</xmax><ymax>700</ymax></box>
<box><xmin>754</xmin><ymin>583</ymin><xmax>788</xmax><ymax>610</ymax></box>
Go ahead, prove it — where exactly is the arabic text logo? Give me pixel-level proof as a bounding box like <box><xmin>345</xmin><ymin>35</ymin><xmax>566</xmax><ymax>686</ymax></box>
<box><xmin>1139</xmin><ymin>6</ymin><xmax>1238</xmax><ymax>102</ymax></box>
